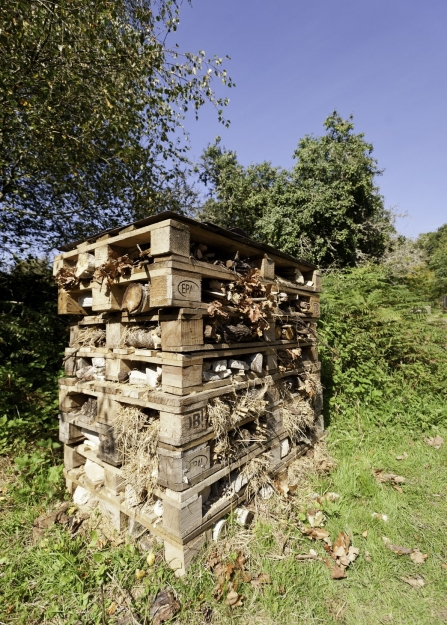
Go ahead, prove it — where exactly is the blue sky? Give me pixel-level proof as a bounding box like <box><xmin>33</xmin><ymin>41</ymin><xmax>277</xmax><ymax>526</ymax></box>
<box><xmin>172</xmin><ymin>0</ymin><xmax>447</xmax><ymax>237</ymax></box>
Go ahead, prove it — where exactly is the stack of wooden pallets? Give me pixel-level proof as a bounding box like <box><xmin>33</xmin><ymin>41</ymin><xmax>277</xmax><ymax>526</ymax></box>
<box><xmin>54</xmin><ymin>212</ymin><xmax>323</xmax><ymax>574</ymax></box>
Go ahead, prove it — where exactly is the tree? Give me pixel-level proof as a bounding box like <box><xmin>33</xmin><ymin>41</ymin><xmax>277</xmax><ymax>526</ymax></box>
<box><xmin>418</xmin><ymin>224</ymin><xmax>447</xmax><ymax>297</ymax></box>
<box><xmin>196</xmin><ymin>138</ymin><xmax>280</xmax><ymax>235</ymax></box>
<box><xmin>196</xmin><ymin>113</ymin><xmax>393</xmax><ymax>267</ymax></box>
<box><xmin>0</xmin><ymin>0</ymin><xmax>232</xmax><ymax>257</ymax></box>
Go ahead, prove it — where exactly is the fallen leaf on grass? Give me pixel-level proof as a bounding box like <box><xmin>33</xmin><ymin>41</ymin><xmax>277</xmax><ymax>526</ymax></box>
<box><xmin>106</xmin><ymin>602</ymin><xmax>118</xmax><ymax>616</ymax></box>
<box><xmin>424</xmin><ymin>436</ymin><xmax>443</xmax><ymax>449</ymax></box>
<box><xmin>225</xmin><ymin>589</ymin><xmax>243</xmax><ymax>608</ymax></box>
<box><xmin>410</xmin><ymin>550</ymin><xmax>429</xmax><ymax>564</ymax></box>
<box><xmin>296</xmin><ymin>551</ymin><xmax>319</xmax><ymax>561</ymax></box>
<box><xmin>302</xmin><ymin>527</ymin><xmax>331</xmax><ymax>541</ymax></box>
<box><xmin>149</xmin><ymin>589</ymin><xmax>180</xmax><ymax>625</ymax></box>
<box><xmin>32</xmin><ymin>501</ymin><xmax>71</xmax><ymax>543</ymax></box>
<box><xmin>396</xmin><ymin>453</ymin><xmax>409</xmax><ymax>460</ymax></box>
<box><xmin>362</xmin><ymin>530</ymin><xmax>368</xmax><ymax>538</ymax></box>
<box><xmin>364</xmin><ymin>551</ymin><xmax>372</xmax><ymax>562</ymax></box>
<box><xmin>331</xmin><ymin>564</ymin><xmax>347</xmax><ymax>579</ymax></box>
<box><xmin>135</xmin><ymin>569</ymin><xmax>146</xmax><ymax>579</ymax></box>
<box><xmin>374</xmin><ymin>469</ymin><xmax>405</xmax><ymax>485</ymax></box>
<box><xmin>372</xmin><ymin>513</ymin><xmax>388</xmax><ymax>522</ymax></box>
<box><xmin>251</xmin><ymin>573</ymin><xmax>271</xmax><ymax>587</ymax></box>
<box><xmin>383</xmin><ymin>538</ymin><xmax>428</xmax><ymax>563</ymax></box>
<box><xmin>400</xmin><ymin>575</ymin><xmax>425</xmax><ymax>589</ymax></box>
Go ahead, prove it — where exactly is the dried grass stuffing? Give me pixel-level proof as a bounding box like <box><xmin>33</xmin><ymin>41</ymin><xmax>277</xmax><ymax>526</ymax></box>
<box><xmin>113</xmin><ymin>405</ymin><xmax>159</xmax><ymax>502</ymax></box>
<box><xmin>241</xmin><ymin>454</ymin><xmax>272</xmax><ymax>501</ymax></box>
<box><xmin>75</xmin><ymin>326</ymin><xmax>106</xmax><ymax>347</ymax></box>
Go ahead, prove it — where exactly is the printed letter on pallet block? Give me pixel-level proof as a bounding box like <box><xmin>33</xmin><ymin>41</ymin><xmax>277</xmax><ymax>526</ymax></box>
<box><xmin>161</xmin><ymin>319</ymin><xmax>204</xmax><ymax>351</ymax></box>
<box><xmin>150</xmin><ymin>220</ymin><xmax>190</xmax><ymax>257</ymax></box>
<box><xmin>158</xmin><ymin>444</ymin><xmax>211</xmax><ymax>490</ymax></box>
<box><xmin>150</xmin><ymin>269</ymin><xmax>201</xmax><ymax>308</ymax></box>
<box><xmin>159</xmin><ymin>408</ymin><xmax>208</xmax><ymax>446</ymax></box>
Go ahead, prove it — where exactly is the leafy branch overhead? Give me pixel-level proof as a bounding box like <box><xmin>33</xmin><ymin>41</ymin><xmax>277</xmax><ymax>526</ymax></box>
<box><xmin>0</xmin><ymin>0</ymin><xmax>233</xmax><ymax>255</ymax></box>
<box><xmin>196</xmin><ymin>114</ymin><xmax>394</xmax><ymax>268</ymax></box>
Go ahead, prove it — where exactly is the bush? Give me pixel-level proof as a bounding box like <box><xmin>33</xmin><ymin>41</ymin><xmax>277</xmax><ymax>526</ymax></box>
<box><xmin>0</xmin><ymin>258</ymin><xmax>68</xmax><ymax>451</ymax></box>
<box><xmin>319</xmin><ymin>265</ymin><xmax>447</xmax><ymax>432</ymax></box>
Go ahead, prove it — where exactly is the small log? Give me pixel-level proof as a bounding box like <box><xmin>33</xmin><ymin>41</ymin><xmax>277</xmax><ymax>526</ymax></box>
<box><xmin>222</xmin><ymin>324</ymin><xmax>252</xmax><ymax>343</ymax></box>
<box><xmin>121</xmin><ymin>283</ymin><xmax>143</xmax><ymax>313</ymax></box>
<box><xmin>75</xmin><ymin>253</ymin><xmax>96</xmax><ymax>279</ymax></box>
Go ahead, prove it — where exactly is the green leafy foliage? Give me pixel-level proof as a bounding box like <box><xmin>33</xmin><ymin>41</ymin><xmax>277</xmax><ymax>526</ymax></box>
<box><xmin>0</xmin><ymin>0</ymin><xmax>233</xmax><ymax>256</ymax></box>
<box><xmin>196</xmin><ymin>113</ymin><xmax>393</xmax><ymax>267</ymax></box>
<box><xmin>0</xmin><ymin>258</ymin><xmax>67</xmax><ymax>450</ymax></box>
<box><xmin>319</xmin><ymin>264</ymin><xmax>447</xmax><ymax>431</ymax></box>
<box><xmin>418</xmin><ymin>224</ymin><xmax>447</xmax><ymax>298</ymax></box>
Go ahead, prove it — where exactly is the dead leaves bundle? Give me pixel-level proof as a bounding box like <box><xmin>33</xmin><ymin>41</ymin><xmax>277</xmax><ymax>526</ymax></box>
<box><xmin>207</xmin><ymin>269</ymin><xmax>278</xmax><ymax>338</ymax></box>
<box><xmin>93</xmin><ymin>250</ymin><xmax>133</xmax><ymax>286</ymax></box>
<box><xmin>113</xmin><ymin>405</ymin><xmax>159</xmax><ymax>501</ymax></box>
<box><xmin>54</xmin><ymin>267</ymin><xmax>79</xmax><ymax>290</ymax></box>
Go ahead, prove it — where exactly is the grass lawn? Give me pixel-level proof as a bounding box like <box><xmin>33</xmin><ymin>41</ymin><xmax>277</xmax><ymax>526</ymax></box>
<box><xmin>1</xmin><ymin>419</ymin><xmax>447</xmax><ymax>625</ymax></box>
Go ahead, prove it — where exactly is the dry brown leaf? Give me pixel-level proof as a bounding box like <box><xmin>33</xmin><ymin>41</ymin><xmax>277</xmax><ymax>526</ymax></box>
<box><xmin>372</xmin><ymin>513</ymin><xmax>389</xmax><ymax>521</ymax></box>
<box><xmin>384</xmin><ymin>542</ymin><xmax>414</xmax><ymax>556</ymax></box>
<box><xmin>362</xmin><ymin>530</ymin><xmax>368</xmax><ymax>538</ymax></box>
<box><xmin>106</xmin><ymin>601</ymin><xmax>117</xmax><ymax>616</ymax></box>
<box><xmin>396</xmin><ymin>453</ymin><xmax>409</xmax><ymax>460</ymax></box>
<box><xmin>364</xmin><ymin>550</ymin><xmax>372</xmax><ymax>562</ymax></box>
<box><xmin>225</xmin><ymin>589</ymin><xmax>243</xmax><ymax>608</ymax></box>
<box><xmin>410</xmin><ymin>550</ymin><xmax>429</xmax><ymax>564</ymax></box>
<box><xmin>374</xmin><ymin>469</ymin><xmax>405</xmax><ymax>485</ymax></box>
<box><xmin>150</xmin><ymin>589</ymin><xmax>181</xmax><ymax>625</ymax></box>
<box><xmin>424</xmin><ymin>436</ymin><xmax>443</xmax><ymax>449</ymax></box>
<box><xmin>400</xmin><ymin>575</ymin><xmax>425</xmax><ymax>589</ymax></box>
<box><xmin>331</xmin><ymin>565</ymin><xmax>347</xmax><ymax>579</ymax></box>
<box><xmin>251</xmin><ymin>573</ymin><xmax>271</xmax><ymax>586</ymax></box>
<box><xmin>333</xmin><ymin>532</ymin><xmax>350</xmax><ymax>554</ymax></box>
<box><xmin>393</xmin><ymin>485</ymin><xmax>403</xmax><ymax>493</ymax></box>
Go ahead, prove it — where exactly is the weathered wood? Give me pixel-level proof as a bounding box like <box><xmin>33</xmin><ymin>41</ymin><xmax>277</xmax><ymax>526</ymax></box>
<box><xmin>150</xmin><ymin>269</ymin><xmax>201</xmax><ymax>308</ymax></box>
<box><xmin>150</xmin><ymin>221</ymin><xmax>190</xmax><ymax>258</ymax></box>
<box><xmin>64</xmin><ymin>443</ymin><xmax>85</xmax><ymax>469</ymax></box>
<box><xmin>161</xmin><ymin>364</ymin><xmax>202</xmax><ymax>391</ymax></box>
<box><xmin>164</xmin><ymin>533</ymin><xmax>206</xmax><ymax>577</ymax></box>
<box><xmin>159</xmin><ymin>408</ymin><xmax>209</xmax><ymax>446</ymax></box>
<box><xmin>98</xmin><ymin>425</ymin><xmax>122</xmax><ymax>467</ymax></box>
<box><xmin>157</xmin><ymin>444</ymin><xmax>211</xmax><ymax>489</ymax></box>
<box><xmin>105</xmin><ymin>358</ymin><xmax>131</xmax><ymax>382</ymax></box>
<box><xmin>92</xmin><ymin>281</ymin><xmax>123</xmax><ymax>312</ymax></box>
<box><xmin>161</xmin><ymin>319</ymin><xmax>203</xmax><ymax>351</ymax></box>
<box><xmin>222</xmin><ymin>324</ymin><xmax>252</xmax><ymax>343</ymax></box>
<box><xmin>59</xmin><ymin>420</ymin><xmax>85</xmax><ymax>444</ymax></box>
<box><xmin>162</xmin><ymin>493</ymin><xmax>202</xmax><ymax>537</ymax></box>
<box><xmin>58</xmin><ymin>290</ymin><xmax>87</xmax><ymax>315</ymax></box>
<box><xmin>105</xmin><ymin>319</ymin><xmax>125</xmax><ymax>348</ymax></box>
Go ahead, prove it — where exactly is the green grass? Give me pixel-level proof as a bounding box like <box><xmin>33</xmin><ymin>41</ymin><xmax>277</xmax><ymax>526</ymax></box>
<box><xmin>2</xmin><ymin>419</ymin><xmax>447</xmax><ymax>624</ymax></box>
